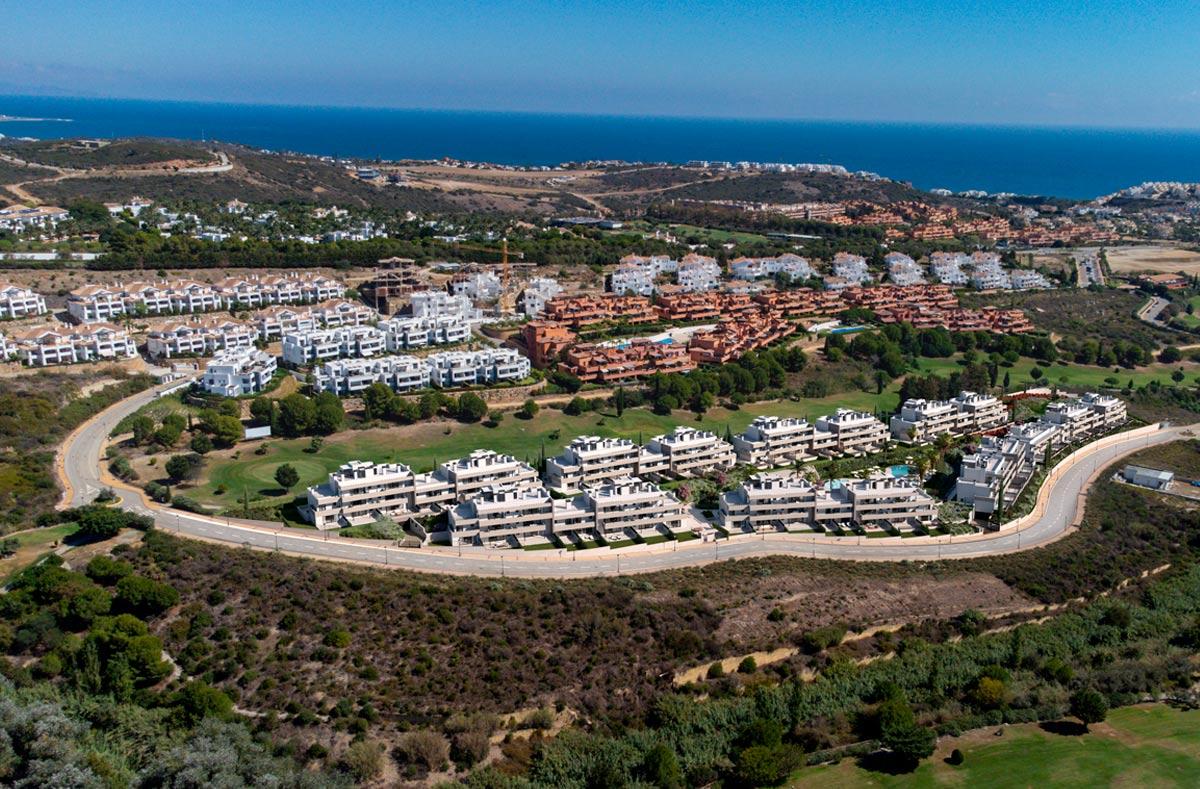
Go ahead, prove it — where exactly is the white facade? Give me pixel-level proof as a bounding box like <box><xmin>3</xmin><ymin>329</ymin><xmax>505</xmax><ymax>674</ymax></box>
<box><xmin>929</xmin><ymin>252</ymin><xmax>970</xmax><ymax>286</ymax></box>
<box><xmin>644</xmin><ymin>426</ymin><xmax>735</xmax><ymax>477</ymax></box>
<box><xmin>449</xmin><ymin>271</ymin><xmax>503</xmax><ymax>302</ymax></box>
<box><xmin>381</xmin><ymin>315</ymin><xmax>471</xmax><ymax>350</ymax></box>
<box><xmin>425</xmin><ymin>348</ymin><xmax>530</xmax><ymax>387</ymax></box>
<box><xmin>890</xmin><ymin>391</ymin><xmax>1007</xmax><ymax>443</ymax></box>
<box><xmin>719</xmin><ymin>473</ymin><xmax>935</xmax><ymax>533</ymax></box>
<box><xmin>676</xmin><ymin>254</ymin><xmax>722</xmax><ymax>292</ymax></box>
<box><xmin>313</xmin><ymin>355</ymin><xmax>426</xmax><ymax>396</ymax></box>
<box><xmin>146</xmin><ymin>318</ymin><xmax>257</xmax><ymax>359</ymax></box>
<box><xmin>731</xmin><ymin>253</ymin><xmax>813</xmax><ymax>281</ymax></box>
<box><xmin>199</xmin><ymin>348</ymin><xmax>277</xmax><ymax>396</ymax></box>
<box><xmin>609</xmin><ymin>255</ymin><xmax>676</xmax><ymax>296</ymax></box>
<box><xmin>0</xmin><ymin>205</ymin><xmax>69</xmax><ymax>232</ymax></box>
<box><xmin>813</xmin><ymin>409</ymin><xmax>889</xmax><ymax>456</ymax></box>
<box><xmin>12</xmin><ymin>323</ymin><xmax>137</xmax><ymax>367</ymax></box>
<box><xmin>307</xmin><ymin>450</ymin><xmax>538</xmax><ymax>530</ymax></box>
<box><xmin>408</xmin><ymin>289</ymin><xmax>479</xmax><ymax>320</ymax></box>
<box><xmin>281</xmin><ymin>325</ymin><xmax>387</xmax><ymax>366</ymax></box>
<box><xmin>831</xmin><ymin>253</ymin><xmax>872</xmax><ymax>285</ymax></box>
<box><xmin>885</xmin><ymin>253</ymin><xmax>926</xmax><ymax>286</ymax></box>
<box><xmin>519</xmin><ymin>277</ymin><xmax>563</xmax><ymax>317</ymax></box>
<box><xmin>0</xmin><ymin>284</ymin><xmax>48</xmax><ymax>320</ymax></box>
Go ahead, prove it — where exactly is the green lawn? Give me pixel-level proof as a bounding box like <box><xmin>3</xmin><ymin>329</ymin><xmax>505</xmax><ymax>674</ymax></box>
<box><xmin>189</xmin><ymin>391</ymin><xmax>900</xmax><ymax>508</ymax></box>
<box><xmin>791</xmin><ymin>705</ymin><xmax>1200</xmax><ymax>788</ymax></box>
<box><xmin>1173</xmin><ymin>295</ymin><xmax>1200</xmax><ymax>328</ymax></box>
<box><xmin>911</xmin><ymin>354</ymin><xmax>1200</xmax><ymax>391</ymax></box>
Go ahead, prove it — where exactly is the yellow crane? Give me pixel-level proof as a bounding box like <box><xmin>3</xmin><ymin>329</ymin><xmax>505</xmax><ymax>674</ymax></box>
<box><xmin>452</xmin><ymin>237</ymin><xmax>524</xmax><ymax>312</ymax></box>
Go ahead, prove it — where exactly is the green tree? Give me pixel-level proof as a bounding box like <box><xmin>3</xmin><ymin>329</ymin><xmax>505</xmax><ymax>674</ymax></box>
<box><xmin>878</xmin><ymin>695</ymin><xmax>936</xmax><ymax>767</ymax></box>
<box><xmin>274</xmin><ymin>463</ymin><xmax>300</xmax><ymax>490</ymax></box>
<box><xmin>312</xmin><ymin>391</ymin><xmax>345</xmax><ymax>434</ymax></box>
<box><xmin>75</xmin><ymin>505</ymin><xmax>128</xmax><ymax>540</ymax></box>
<box><xmin>361</xmin><ymin>382</ymin><xmax>395</xmax><ymax>420</ymax></box>
<box><xmin>189</xmin><ymin>432</ymin><xmax>213</xmax><ymax>454</ymax></box>
<box><xmin>173</xmin><ymin>680</ymin><xmax>234</xmax><ymax>725</ymax></box>
<box><xmin>210</xmin><ymin>415</ymin><xmax>243</xmax><ymax>447</ymax></box>
<box><xmin>115</xmin><ymin>575</ymin><xmax>180</xmax><ymax>616</ymax></box>
<box><xmin>277</xmin><ymin>393</ymin><xmax>316</xmax><ymax>436</ymax></box>
<box><xmin>1070</xmin><ymin>689</ymin><xmax>1108</xmax><ymax>730</ymax></box>
<box><xmin>457</xmin><ymin>392</ymin><xmax>488</xmax><ymax>422</ymax></box>
<box><xmin>129</xmin><ymin>414</ymin><xmax>156</xmax><ymax>444</ymax></box>
<box><xmin>164</xmin><ymin>453</ymin><xmax>202</xmax><ymax>482</ymax></box>
<box><xmin>249</xmin><ymin>396</ymin><xmax>276</xmax><ymax>426</ymax></box>
<box><xmin>518</xmin><ymin>398</ymin><xmax>540</xmax><ymax>419</ymax></box>
<box><xmin>642</xmin><ymin>743</ymin><xmax>684</xmax><ymax>789</ymax></box>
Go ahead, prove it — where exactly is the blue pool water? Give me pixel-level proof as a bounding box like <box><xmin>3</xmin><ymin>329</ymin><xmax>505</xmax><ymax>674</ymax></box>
<box><xmin>889</xmin><ymin>465</ymin><xmax>911</xmax><ymax>478</ymax></box>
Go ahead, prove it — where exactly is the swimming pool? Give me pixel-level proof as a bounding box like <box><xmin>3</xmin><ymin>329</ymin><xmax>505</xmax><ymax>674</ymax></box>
<box><xmin>889</xmin><ymin>465</ymin><xmax>911</xmax><ymax>477</ymax></box>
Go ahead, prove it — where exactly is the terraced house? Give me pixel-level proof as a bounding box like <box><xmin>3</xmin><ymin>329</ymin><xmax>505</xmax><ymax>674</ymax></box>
<box><xmin>306</xmin><ymin>450</ymin><xmax>538</xmax><ymax>529</ymax></box>
<box><xmin>11</xmin><ymin>323</ymin><xmax>138</xmax><ymax>366</ymax></box>
<box><xmin>957</xmin><ymin>392</ymin><xmax>1127</xmax><ymax>518</ymax></box>
<box><xmin>146</xmin><ymin>317</ymin><xmax>257</xmax><ymax>359</ymax></box>
<box><xmin>313</xmin><ymin>355</ymin><xmax>426</xmax><ymax>396</ymax></box>
<box><xmin>643</xmin><ymin>426</ymin><xmax>735</xmax><ymax>477</ymax></box>
<box><xmin>281</xmin><ymin>325</ymin><xmax>387</xmax><ymax>366</ymax></box>
<box><xmin>889</xmin><ymin>390</ymin><xmax>1008</xmax><ymax>443</ymax></box>
<box><xmin>198</xmin><ymin>348</ymin><xmax>277</xmax><ymax>396</ymax></box>
<box><xmin>719</xmin><ymin>473</ymin><xmax>936</xmax><ymax>533</ymax></box>
<box><xmin>0</xmin><ymin>283</ymin><xmax>48</xmax><ymax>319</ymax></box>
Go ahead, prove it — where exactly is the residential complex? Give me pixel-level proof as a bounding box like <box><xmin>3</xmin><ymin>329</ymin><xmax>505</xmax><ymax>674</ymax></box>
<box><xmin>730</xmin><ymin>253</ymin><xmax>813</xmax><ymax>281</ymax></box>
<box><xmin>643</xmin><ymin>427</ymin><xmax>736</xmax><ymax>477</ymax></box>
<box><xmin>198</xmin><ymin>348</ymin><xmax>278</xmax><ymax>396</ymax></box>
<box><xmin>408</xmin><ymin>289</ymin><xmax>480</xmax><ymax>321</ymax></box>
<box><xmin>146</xmin><ymin>317</ymin><xmax>257</xmax><ymax>359</ymax></box>
<box><xmin>66</xmin><ymin>273</ymin><xmax>347</xmax><ymax>323</ymax></box>
<box><xmin>609</xmin><ymin>254</ymin><xmax>677</xmax><ymax>296</ymax></box>
<box><xmin>889</xmin><ymin>391</ymin><xmax>1008</xmax><ymax>443</ymax></box>
<box><xmin>542</xmin><ymin>293</ymin><xmax>658</xmax><ymax>327</ymax></box>
<box><xmin>448</xmin><ymin>477</ymin><xmax>687</xmax><ymax>547</ymax></box>
<box><xmin>449</xmin><ymin>271</ymin><xmax>502</xmax><ymax>302</ymax></box>
<box><xmin>281</xmin><ymin>325</ymin><xmax>387</xmax><ymax>366</ymax></box>
<box><xmin>9</xmin><ymin>323</ymin><xmax>138</xmax><ymax>367</ymax></box>
<box><xmin>676</xmin><ymin>254</ymin><xmax>722</xmax><ymax>292</ymax></box>
<box><xmin>0</xmin><ymin>283</ymin><xmax>49</xmax><ymax>320</ymax></box>
<box><xmin>381</xmin><ymin>315</ymin><xmax>471</xmax><ymax>350</ymax></box>
<box><xmin>0</xmin><ymin>205</ymin><xmax>69</xmax><ymax>233</ymax></box>
<box><xmin>561</xmin><ymin>340</ymin><xmax>696</xmax><ymax>383</ymax></box>
<box><xmin>305</xmin><ymin>450</ymin><xmax>538</xmax><ymax>529</ymax></box>
<box><xmin>719</xmin><ymin>473</ymin><xmax>937</xmax><ymax>533</ymax></box>
<box><xmin>956</xmin><ymin>392</ymin><xmax>1127</xmax><ymax>518</ymax></box>
<box><xmin>518</xmin><ymin>277</ymin><xmax>563</xmax><ymax>317</ymax></box>
<box><xmin>312</xmin><ymin>348</ymin><xmax>529</xmax><ymax>395</ymax></box>
<box><xmin>885</xmin><ymin>253</ymin><xmax>925</xmax><ymax>286</ymax></box>
<box><xmin>831</xmin><ymin>252</ymin><xmax>872</xmax><ymax>286</ymax></box>
<box><xmin>927</xmin><ymin>252</ymin><xmax>1053</xmax><ymax>291</ymax></box>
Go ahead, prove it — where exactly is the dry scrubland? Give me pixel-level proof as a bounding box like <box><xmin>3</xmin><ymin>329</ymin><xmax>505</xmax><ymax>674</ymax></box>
<box><xmin>1104</xmin><ymin>244</ymin><xmax>1200</xmax><ymax>274</ymax></box>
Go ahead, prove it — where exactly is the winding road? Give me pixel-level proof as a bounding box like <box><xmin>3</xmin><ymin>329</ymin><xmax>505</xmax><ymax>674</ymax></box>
<box><xmin>59</xmin><ymin>384</ymin><xmax>1193</xmax><ymax>577</ymax></box>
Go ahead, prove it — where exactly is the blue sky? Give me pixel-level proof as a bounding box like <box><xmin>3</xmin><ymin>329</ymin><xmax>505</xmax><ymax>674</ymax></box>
<box><xmin>4</xmin><ymin>0</ymin><xmax>1199</xmax><ymax>128</ymax></box>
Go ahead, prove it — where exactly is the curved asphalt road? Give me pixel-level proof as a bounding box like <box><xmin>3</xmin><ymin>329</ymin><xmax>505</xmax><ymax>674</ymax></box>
<box><xmin>60</xmin><ymin>384</ymin><xmax>1192</xmax><ymax>577</ymax></box>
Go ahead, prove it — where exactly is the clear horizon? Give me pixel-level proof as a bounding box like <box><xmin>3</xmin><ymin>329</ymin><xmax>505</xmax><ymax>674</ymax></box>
<box><xmin>5</xmin><ymin>1</ymin><xmax>1200</xmax><ymax>130</ymax></box>
<box><xmin>7</xmin><ymin>92</ymin><xmax>1200</xmax><ymax>137</ymax></box>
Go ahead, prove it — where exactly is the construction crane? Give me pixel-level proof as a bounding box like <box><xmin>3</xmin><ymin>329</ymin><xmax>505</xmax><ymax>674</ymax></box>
<box><xmin>452</xmin><ymin>236</ymin><xmax>524</xmax><ymax>313</ymax></box>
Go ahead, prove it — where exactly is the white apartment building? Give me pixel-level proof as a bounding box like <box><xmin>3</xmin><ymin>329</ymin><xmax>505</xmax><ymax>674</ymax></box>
<box><xmin>0</xmin><ymin>332</ymin><xmax>15</xmax><ymax>361</ymax></box>
<box><xmin>306</xmin><ymin>450</ymin><xmax>538</xmax><ymax>530</ymax></box>
<box><xmin>449</xmin><ymin>271</ymin><xmax>503</xmax><ymax>302</ymax></box>
<box><xmin>0</xmin><ymin>284</ymin><xmax>48</xmax><ymax>320</ymax></box>
<box><xmin>313</xmin><ymin>355</ymin><xmax>426</xmax><ymax>396</ymax></box>
<box><xmin>425</xmin><ymin>348</ymin><xmax>530</xmax><ymax>387</ymax></box>
<box><xmin>813</xmin><ymin>409</ymin><xmax>889</xmax><ymax>456</ymax></box>
<box><xmin>546</xmin><ymin>436</ymin><xmax>650</xmax><ymax>492</ymax></box>
<box><xmin>125</xmin><ymin>280</ymin><xmax>224</xmax><ymax>315</ymax></box>
<box><xmin>719</xmin><ymin>473</ymin><xmax>935</xmax><ymax>533</ymax></box>
<box><xmin>199</xmin><ymin>348</ymin><xmax>277</xmax><ymax>396</ymax></box>
<box><xmin>730</xmin><ymin>253</ymin><xmax>813</xmax><ymax>281</ymax></box>
<box><xmin>12</xmin><ymin>323</ymin><xmax>138</xmax><ymax>367</ymax></box>
<box><xmin>957</xmin><ymin>393</ymin><xmax>1126</xmax><ymax>518</ymax></box>
<box><xmin>0</xmin><ymin>205</ymin><xmax>69</xmax><ymax>233</ymax></box>
<box><xmin>312</xmin><ymin>299</ymin><xmax>377</xmax><ymax>328</ymax></box>
<box><xmin>382</xmin><ymin>315</ymin><xmax>471</xmax><ymax>350</ymax></box>
<box><xmin>890</xmin><ymin>391</ymin><xmax>1007</xmax><ymax>443</ymax></box>
<box><xmin>609</xmin><ymin>262</ymin><xmax>656</xmax><ymax>296</ymax></box>
<box><xmin>573</xmin><ymin>477</ymin><xmax>685</xmax><ymax>541</ymax></box>
<box><xmin>519</xmin><ymin>277</ymin><xmax>563</xmax><ymax>317</ymax></box>
<box><xmin>929</xmin><ymin>252</ymin><xmax>970</xmax><ymax>286</ymax></box>
<box><xmin>1010</xmin><ymin>270</ymin><xmax>1054</xmax><ymax>290</ymax></box>
<box><xmin>968</xmin><ymin>257</ymin><xmax>1011</xmax><ymax>290</ymax></box>
<box><xmin>250</xmin><ymin>306</ymin><xmax>320</xmax><ymax>340</ymax></box>
<box><xmin>676</xmin><ymin>254</ymin><xmax>722</xmax><ymax>292</ymax></box>
<box><xmin>216</xmin><ymin>272</ymin><xmax>345</xmax><ymax>308</ymax></box>
<box><xmin>281</xmin><ymin>325</ymin><xmax>387</xmax><ymax>366</ymax></box>
<box><xmin>644</xmin><ymin>426</ymin><xmax>735</xmax><ymax>477</ymax></box>
<box><xmin>449</xmin><ymin>484</ymin><xmax>557</xmax><ymax>545</ymax></box>
<box><xmin>732</xmin><ymin>416</ymin><xmax>820</xmax><ymax>466</ymax></box>
<box><xmin>885</xmin><ymin>253</ymin><xmax>926</xmax><ymax>286</ymax></box>
<box><xmin>146</xmin><ymin>318</ymin><xmax>257</xmax><ymax>359</ymax></box>
<box><xmin>831</xmin><ymin>253</ymin><xmax>872</xmax><ymax>285</ymax></box>
<box><xmin>67</xmin><ymin>285</ymin><xmax>128</xmax><ymax>323</ymax></box>
<box><xmin>408</xmin><ymin>289</ymin><xmax>480</xmax><ymax>321</ymax></box>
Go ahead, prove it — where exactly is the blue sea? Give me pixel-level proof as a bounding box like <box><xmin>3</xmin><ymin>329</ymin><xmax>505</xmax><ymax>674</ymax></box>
<box><xmin>4</xmin><ymin>94</ymin><xmax>1200</xmax><ymax>199</ymax></box>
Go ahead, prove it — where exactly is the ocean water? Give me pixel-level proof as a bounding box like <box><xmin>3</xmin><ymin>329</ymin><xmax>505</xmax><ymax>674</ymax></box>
<box><xmin>4</xmin><ymin>94</ymin><xmax>1200</xmax><ymax>199</ymax></box>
